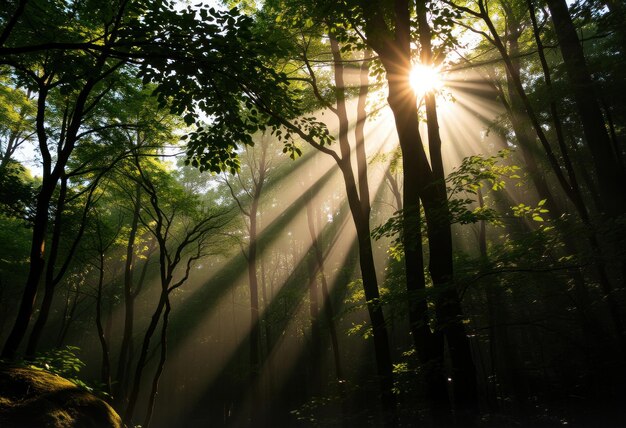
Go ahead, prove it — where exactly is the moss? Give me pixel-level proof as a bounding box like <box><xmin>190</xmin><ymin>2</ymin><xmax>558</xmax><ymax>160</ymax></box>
<box><xmin>0</xmin><ymin>365</ymin><xmax>121</xmax><ymax>428</ymax></box>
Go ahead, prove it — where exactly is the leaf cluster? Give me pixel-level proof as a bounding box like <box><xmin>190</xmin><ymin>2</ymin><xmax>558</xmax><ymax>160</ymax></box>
<box><xmin>0</xmin><ymin>161</ymin><xmax>35</xmax><ymax>221</ymax></box>
<box><xmin>372</xmin><ymin>151</ymin><xmax>520</xmax><ymax>257</ymax></box>
<box><xmin>134</xmin><ymin>4</ymin><xmax>303</xmax><ymax>173</ymax></box>
<box><xmin>512</xmin><ymin>199</ymin><xmax>549</xmax><ymax>222</ymax></box>
<box><xmin>30</xmin><ymin>345</ymin><xmax>85</xmax><ymax>379</ymax></box>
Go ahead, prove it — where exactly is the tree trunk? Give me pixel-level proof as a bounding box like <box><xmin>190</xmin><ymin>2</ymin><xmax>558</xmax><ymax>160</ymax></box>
<box><xmin>2</xmin><ymin>43</ymin><xmax>108</xmax><ymax>359</ymax></box>
<box><xmin>25</xmin><ymin>175</ymin><xmax>68</xmax><ymax>358</ymax></box>
<box><xmin>116</xmin><ymin>182</ymin><xmax>141</xmax><ymax>404</ymax></box>
<box><xmin>95</xmin><ymin>247</ymin><xmax>112</xmax><ymax>394</ymax></box>
<box><xmin>417</xmin><ymin>2</ymin><xmax>478</xmax><ymax>421</ymax></box>
<box><xmin>2</xmin><ymin>177</ymin><xmax>57</xmax><ymax>359</ymax></box>
<box><xmin>247</xmin><ymin>186</ymin><xmax>263</xmax><ymax>428</ymax></box>
<box><xmin>546</xmin><ymin>0</ymin><xmax>626</xmax><ymax>217</ymax></box>
<box><xmin>143</xmin><ymin>296</ymin><xmax>172</xmax><ymax>428</ymax></box>
<box><xmin>56</xmin><ymin>283</ymin><xmax>82</xmax><ymax>346</ymax></box>
<box><xmin>247</xmin><ymin>177</ymin><xmax>263</xmax><ymax>376</ymax></box>
<box><xmin>308</xmin><ymin>200</ymin><xmax>343</xmax><ymax>381</ymax></box>
<box><xmin>123</xmin><ymin>292</ymin><xmax>167</xmax><ymax>426</ymax></box>
<box><xmin>382</xmin><ymin>29</ymin><xmax>454</xmax><ymax>428</ymax></box>
<box><xmin>504</xmin><ymin>24</ymin><xmax>561</xmax><ymax>218</ymax></box>
<box><xmin>328</xmin><ymin>33</ymin><xmax>396</xmax><ymax>424</ymax></box>
<box><xmin>2</xmin><ymin>86</ymin><xmax>55</xmax><ymax>359</ymax></box>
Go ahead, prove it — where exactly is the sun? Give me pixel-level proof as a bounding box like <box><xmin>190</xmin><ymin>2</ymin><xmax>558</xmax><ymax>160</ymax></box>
<box><xmin>409</xmin><ymin>64</ymin><xmax>444</xmax><ymax>97</ymax></box>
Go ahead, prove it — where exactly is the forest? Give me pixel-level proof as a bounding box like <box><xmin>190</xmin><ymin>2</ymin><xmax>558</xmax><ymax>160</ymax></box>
<box><xmin>0</xmin><ymin>0</ymin><xmax>625</xmax><ymax>426</ymax></box>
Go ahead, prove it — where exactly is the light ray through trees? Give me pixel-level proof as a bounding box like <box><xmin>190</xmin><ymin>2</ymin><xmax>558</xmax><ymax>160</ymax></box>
<box><xmin>133</xmin><ymin>72</ymin><xmax>512</xmax><ymax>424</ymax></box>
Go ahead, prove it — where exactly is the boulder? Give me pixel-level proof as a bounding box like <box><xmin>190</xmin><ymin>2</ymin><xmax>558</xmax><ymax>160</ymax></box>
<box><xmin>0</xmin><ymin>365</ymin><xmax>122</xmax><ymax>428</ymax></box>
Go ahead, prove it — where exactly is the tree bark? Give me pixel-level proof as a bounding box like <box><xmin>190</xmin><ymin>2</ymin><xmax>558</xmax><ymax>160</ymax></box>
<box><xmin>24</xmin><ymin>174</ymin><xmax>68</xmax><ymax>358</ymax></box>
<box><xmin>378</xmin><ymin>8</ymin><xmax>454</xmax><ymax>422</ymax></box>
<box><xmin>115</xmin><ymin>182</ymin><xmax>141</xmax><ymax>404</ymax></box>
<box><xmin>328</xmin><ymin>33</ymin><xmax>397</xmax><ymax>424</ymax></box>
<box><xmin>248</xmin><ymin>196</ymin><xmax>260</xmax><ymax>374</ymax></box>
<box><xmin>1</xmin><ymin>33</ymin><xmax>114</xmax><ymax>358</ymax></box>
<box><xmin>143</xmin><ymin>296</ymin><xmax>171</xmax><ymax>428</ymax></box>
<box><xmin>95</xmin><ymin>243</ymin><xmax>112</xmax><ymax>395</ymax></box>
<box><xmin>504</xmin><ymin>20</ymin><xmax>561</xmax><ymax>218</ymax></box>
<box><xmin>1</xmin><ymin>84</ymin><xmax>52</xmax><ymax>360</ymax></box>
<box><xmin>546</xmin><ymin>0</ymin><xmax>626</xmax><ymax>217</ymax></box>
<box><xmin>417</xmin><ymin>2</ymin><xmax>479</xmax><ymax>422</ymax></box>
<box><xmin>2</xmin><ymin>177</ymin><xmax>56</xmax><ymax>359</ymax></box>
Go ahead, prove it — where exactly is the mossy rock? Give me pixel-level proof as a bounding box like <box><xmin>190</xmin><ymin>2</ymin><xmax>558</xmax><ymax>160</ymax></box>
<box><xmin>0</xmin><ymin>365</ymin><xmax>121</xmax><ymax>428</ymax></box>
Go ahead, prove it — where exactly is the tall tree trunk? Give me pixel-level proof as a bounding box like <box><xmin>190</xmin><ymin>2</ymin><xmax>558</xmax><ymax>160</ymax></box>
<box><xmin>246</xmin><ymin>181</ymin><xmax>263</xmax><ymax>428</ymax></box>
<box><xmin>2</xmin><ymin>178</ymin><xmax>56</xmax><ymax>359</ymax></box>
<box><xmin>143</xmin><ymin>296</ymin><xmax>171</xmax><ymax>428</ymax></box>
<box><xmin>259</xmin><ymin>255</ymin><xmax>274</xmax><ymax>396</ymax></box>
<box><xmin>26</xmin><ymin>153</ymin><xmax>122</xmax><ymax>356</ymax></box>
<box><xmin>2</xmin><ymin>42</ymin><xmax>109</xmax><ymax>359</ymax></box>
<box><xmin>116</xmin><ymin>182</ymin><xmax>142</xmax><ymax>404</ymax></box>
<box><xmin>24</xmin><ymin>174</ymin><xmax>68</xmax><ymax>357</ymax></box>
<box><xmin>525</xmin><ymin>0</ymin><xmax>626</xmax><ymax>350</ymax></box>
<box><xmin>361</xmin><ymin>0</ymin><xmax>480</xmax><ymax>423</ymax></box>
<box><xmin>25</xmin><ymin>171</ymin><xmax>96</xmax><ymax>356</ymax></box>
<box><xmin>527</xmin><ymin>0</ymin><xmax>611</xmax><ymax>344</ymax></box>
<box><xmin>124</xmin><ymin>292</ymin><xmax>167</xmax><ymax>426</ymax></box>
<box><xmin>95</xmin><ymin>246</ymin><xmax>112</xmax><ymax>395</ymax></box>
<box><xmin>306</xmin><ymin>196</ymin><xmax>321</xmax><ymax>349</ymax></box>
<box><xmin>328</xmin><ymin>33</ymin><xmax>397</xmax><ymax>424</ymax></box>
<box><xmin>504</xmin><ymin>23</ymin><xmax>561</xmax><ymax>218</ymax></box>
<box><xmin>305</xmin><ymin>189</ymin><xmax>325</xmax><ymax>388</ymax></box>
<box><xmin>475</xmin><ymin>1</ymin><xmax>626</xmax><ymax>352</ymax></box>
<box><xmin>56</xmin><ymin>284</ymin><xmax>82</xmax><ymax>346</ymax></box>
<box><xmin>2</xmin><ymin>85</ymin><xmax>55</xmax><ymax>360</ymax></box>
<box><xmin>417</xmin><ymin>2</ymin><xmax>478</xmax><ymax>422</ymax></box>
<box><xmin>545</xmin><ymin>0</ymin><xmax>626</xmax><ymax>217</ymax></box>
<box><xmin>248</xmin><ymin>195</ymin><xmax>260</xmax><ymax>375</ymax></box>
<box><xmin>306</xmin><ymin>246</ymin><xmax>322</xmax><ymax>385</ymax></box>
<box><xmin>308</xmin><ymin>198</ymin><xmax>343</xmax><ymax>382</ymax></box>
<box><xmin>381</xmin><ymin>24</ymin><xmax>453</xmax><ymax>427</ymax></box>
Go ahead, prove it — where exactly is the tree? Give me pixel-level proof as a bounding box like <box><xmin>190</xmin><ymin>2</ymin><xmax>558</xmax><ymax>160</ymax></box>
<box><xmin>0</xmin><ymin>0</ymin><xmax>28</xmax><ymax>48</ymax></box>
<box><xmin>262</xmin><ymin>4</ymin><xmax>397</xmax><ymax>418</ymax></box>
<box><xmin>222</xmin><ymin>134</ymin><xmax>275</xmax><ymax>425</ymax></box>
<box><xmin>447</xmin><ymin>0</ymin><xmax>626</xmax><ymax>352</ymax></box>
<box><xmin>545</xmin><ymin>0</ymin><xmax>626</xmax><ymax>218</ymax></box>
<box><xmin>224</xmin><ymin>138</ymin><xmax>273</xmax><ymax>377</ymax></box>
<box><xmin>320</xmin><ymin>0</ymin><xmax>479</xmax><ymax>422</ymax></box>
<box><xmin>1</xmin><ymin>0</ymin><xmax>133</xmax><ymax>358</ymax></box>
<box><xmin>122</xmin><ymin>154</ymin><xmax>232</xmax><ymax>427</ymax></box>
<box><xmin>90</xmin><ymin>207</ymin><xmax>123</xmax><ymax>395</ymax></box>
<box><xmin>2</xmin><ymin>0</ymin><xmax>299</xmax><ymax>360</ymax></box>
